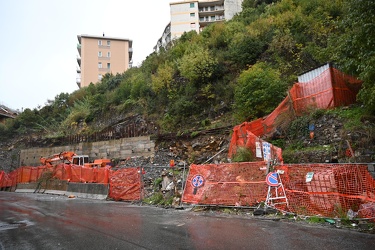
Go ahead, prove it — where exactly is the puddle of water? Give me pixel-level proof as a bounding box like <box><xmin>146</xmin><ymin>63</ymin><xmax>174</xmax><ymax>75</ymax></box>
<box><xmin>0</xmin><ymin>219</ymin><xmax>33</xmax><ymax>231</ymax></box>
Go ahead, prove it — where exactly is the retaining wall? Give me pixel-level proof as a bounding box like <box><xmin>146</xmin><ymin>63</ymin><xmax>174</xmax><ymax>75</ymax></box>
<box><xmin>20</xmin><ymin>136</ymin><xmax>154</xmax><ymax>166</ymax></box>
<box><xmin>15</xmin><ymin>181</ymin><xmax>109</xmax><ymax>200</ymax></box>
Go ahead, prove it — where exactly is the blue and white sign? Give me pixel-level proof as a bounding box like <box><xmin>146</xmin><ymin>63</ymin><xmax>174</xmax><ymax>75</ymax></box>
<box><xmin>191</xmin><ymin>175</ymin><xmax>204</xmax><ymax>188</ymax></box>
<box><xmin>266</xmin><ymin>172</ymin><xmax>279</xmax><ymax>186</ymax></box>
<box><xmin>263</xmin><ymin>142</ymin><xmax>271</xmax><ymax>161</ymax></box>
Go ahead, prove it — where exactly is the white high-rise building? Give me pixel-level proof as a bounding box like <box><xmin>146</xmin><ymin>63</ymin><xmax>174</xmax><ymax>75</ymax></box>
<box><xmin>155</xmin><ymin>0</ymin><xmax>243</xmax><ymax>52</ymax></box>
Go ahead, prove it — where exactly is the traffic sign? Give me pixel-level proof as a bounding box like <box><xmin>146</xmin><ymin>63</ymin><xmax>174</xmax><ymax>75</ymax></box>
<box><xmin>191</xmin><ymin>175</ymin><xmax>204</xmax><ymax>188</ymax></box>
<box><xmin>266</xmin><ymin>172</ymin><xmax>279</xmax><ymax>186</ymax></box>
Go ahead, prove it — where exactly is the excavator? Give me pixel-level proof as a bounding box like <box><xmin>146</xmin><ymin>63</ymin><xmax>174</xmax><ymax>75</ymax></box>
<box><xmin>40</xmin><ymin>151</ymin><xmax>110</xmax><ymax>168</ymax></box>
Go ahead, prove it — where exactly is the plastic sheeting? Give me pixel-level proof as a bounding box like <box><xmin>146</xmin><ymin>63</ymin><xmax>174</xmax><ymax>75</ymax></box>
<box><xmin>108</xmin><ymin>168</ymin><xmax>141</xmax><ymax>201</ymax></box>
<box><xmin>182</xmin><ymin>163</ymin><xmax>375</xmax><ymax>220</ymax></box>
<box><xmin>229</xmin><ymin>129</ymin><xmax>283</xmax><ymax>163</ymax></box>
<box><xmin>276</xmin><ymin>164</ymin><xmax>375</xmax><ymax>219</ymax></box>
<box><xmin>183</xmin><ymin>162</ymin><xmax>269</xmax><ymax>206</ymax></box>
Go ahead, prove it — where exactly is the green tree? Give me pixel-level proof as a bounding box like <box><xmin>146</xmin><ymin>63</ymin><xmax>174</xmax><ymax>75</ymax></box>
<box><xmin>151</xmin><ymin>61</ymin><xmax>175</xmax><ymax>94</ymax></box>
<box><xmin>331</xmin><ymin>0</ymin><xmax>375</xmax><ymax>113</ymax></box>
<box><xmin>234</xmin><ymin>62</ymin><xmax>287</xmax><ymax>121</ymax></box>
<box><xmin>178</xmin><ymin>46</ymin><xmax>218</xmax><ymax>85</ymax></box>
<box><xmin>228</xmin><ymin>33</ymin><xmax>265</xmax><ymax>69</ymax></box>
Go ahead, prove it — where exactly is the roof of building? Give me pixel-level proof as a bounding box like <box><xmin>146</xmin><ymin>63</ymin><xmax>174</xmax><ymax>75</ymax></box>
<box><xmin>77</xmin><ymin>34</ymin><xmax>133</xmax><ymax>47</ymax></box>
<box><xmin>0</xmin><ymin>104</ymin><xmax>19</xmax><ymax>119</ymax></box>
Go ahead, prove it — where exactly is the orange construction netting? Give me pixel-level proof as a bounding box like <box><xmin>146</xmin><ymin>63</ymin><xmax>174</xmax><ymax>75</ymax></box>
<box><xmin>182</xmin><ymin>162</ymin><xmax>269</xmax><ymax>206</ymax></box>
<box><xmin>229</xmin><ymin>66</ymin><xmax>362</xmax><ymax>158</ymax></box>
<box><xmin>228</xmin><ymin>129</ymin><xmax>283</xmax><ymax>163</ymax></box>
<box><xmin>182</xmin><ymin>163</ymin><xmax>375</xmax><ymax>220</ymax></box>
<box><xmin>16</xmin><ymin>166</ymin><xmax>49</xmax><ymax>183</ymax></box>
<box><xmin>290</xmin><ymin>67</ymin><xmax>362</xmax><ymax>116</ymax></box>
<box><xmin>2</xmin><ymin>161</ymin><xmax>375</xmax><ymax>220</ymax></box>
<box><xmin>108</xmin><ymin>168</ymin><xmax>142</xmax><ymax>201</ymax></box>
<box><xmin>276</xmin><ymin>164</ymin><xmax>375</xmax><ymax>218</ymax></box>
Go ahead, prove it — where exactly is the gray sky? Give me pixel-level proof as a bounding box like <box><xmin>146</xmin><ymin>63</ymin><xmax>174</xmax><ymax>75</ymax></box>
<box><xmin>0</xmin><ymin>0</ymin><xmax>172</xmax><ymax>111</ymax></box>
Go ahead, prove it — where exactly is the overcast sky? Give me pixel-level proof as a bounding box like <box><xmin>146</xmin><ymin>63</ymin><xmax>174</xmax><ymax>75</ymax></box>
<box><xmin>0</xmin><ymin>0</ymin><xmax>172</xmax><ymax>111</ymax></box>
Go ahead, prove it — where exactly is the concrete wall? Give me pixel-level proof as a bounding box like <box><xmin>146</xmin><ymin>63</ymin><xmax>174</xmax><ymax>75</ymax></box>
<box><xmin>20</xmin><ymin>136</ymin><xmax>155</xmax><ymax>166</ymax></box>
<box><xmin>15</xmin><ymin>181</ymin><xmax>109</xmax><ymax>200</ymax></box>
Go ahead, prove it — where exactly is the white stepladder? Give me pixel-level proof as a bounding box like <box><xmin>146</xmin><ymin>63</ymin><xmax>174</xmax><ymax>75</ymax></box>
<box><xmin>265</xmin><ymin>171</ymin><xmax>289</xmax><ymax>209</ymax></box>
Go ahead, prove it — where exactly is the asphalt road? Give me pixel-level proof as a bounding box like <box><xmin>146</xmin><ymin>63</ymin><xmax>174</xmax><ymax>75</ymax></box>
<box><xmin>0</xmin><ymin>192</ymin><xmax>374</xmax><ymax>250</ymax></box>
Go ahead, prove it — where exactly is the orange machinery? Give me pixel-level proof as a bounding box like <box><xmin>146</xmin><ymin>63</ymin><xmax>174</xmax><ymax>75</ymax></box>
<box><xmin>40</xmin><ymin>151</ymin><xmax>111</xmax><ymax>168</ymax></box>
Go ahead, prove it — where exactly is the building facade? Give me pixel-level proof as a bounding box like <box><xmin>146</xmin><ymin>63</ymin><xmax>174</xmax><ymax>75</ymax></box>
<box><xmin>155</xmin><ymin>0</ymin><xmax>243</xmax><ymax>51</ymax></box>
<box><xmin>76</xmin><ymin>34</ymin><xmax>133</xmax><ymax>88</ymax></box>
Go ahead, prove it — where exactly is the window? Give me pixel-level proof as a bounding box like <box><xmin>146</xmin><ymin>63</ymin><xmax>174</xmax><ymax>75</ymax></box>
<box><xmin>98</xmin><ymin>62</ymin><xmax>102</xmax><ymax>68</ymax></box>
<box><xmin>98</xmin><ymin>74</ymin><xmax>102</xmax><ymax>80</ymax></box>
<box><xmin>107</xmin><ymin>40</ymin><xmax>111</xmax><ymax>46</ymax></box>
<box><xmin>98</xmin><ymin>40</ymin><xmax>102</xmax><ymax>46</ymax></box>
<box><xmin>107</xmin><ymin>51</ymin><xmax>111</xmax><ymax>58</ymax></box>
<box><xmin>190</xmin><ymin>23</ymin><xmax>196</xmax><ymax>28</ymax></box>
<box><xmin>107</xmin><ymin>63</ymin><xmax>111</xmax><ymax>69</ymax></box>
<box><xmin>190</xmin><ymin>3</ymin><xmax>194</xmax><ymax>8</ymax></box>
<box><xmin>190</xmin><ymin>13</ymin><xmax>195</xmax><ymax>17</ymax></box>
<box><xmin>98</xmin><ymin>51</ymin><xmax>102</xmax><ymax>57</ymax></box>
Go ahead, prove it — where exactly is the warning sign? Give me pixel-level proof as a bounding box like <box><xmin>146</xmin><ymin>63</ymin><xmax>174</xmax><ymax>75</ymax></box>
<box><xmin>266</xmin><ymin>172</ymin><xmax>279</xmax><ymax>187</ymax></box>
<box><xmin>191</xmin><ymin>175</ymin><xmax>204</xmax><ymax>188</ymax></box>
<box><xmin>263</xmin><ymin>142</ymin><xmax>271</xmax><ymax>161</ymax></box>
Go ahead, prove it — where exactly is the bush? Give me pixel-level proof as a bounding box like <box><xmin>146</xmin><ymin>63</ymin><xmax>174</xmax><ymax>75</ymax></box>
<box><xmin>232</xmin><ymin>146</ymin><xmax>254</xmax><ymax>162</ymax></box>
<box><xmin>234</xmin><ymin>62</ymin><xmax>288</xmax><ymax>122</ymax></box>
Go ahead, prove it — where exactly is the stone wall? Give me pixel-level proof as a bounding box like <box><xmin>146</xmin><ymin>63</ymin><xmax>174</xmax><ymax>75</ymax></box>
<box><xmin>20</xmin><ymin>136</ymin><xmax>154</xmax><ymax>166</ymax></box>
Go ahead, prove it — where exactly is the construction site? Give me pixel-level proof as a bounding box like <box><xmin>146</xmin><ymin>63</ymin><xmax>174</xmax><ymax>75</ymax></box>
<box><xmin>1</xmin><ymin>64</ymin><xmax>374</xmax><ymax>230</ymax></box>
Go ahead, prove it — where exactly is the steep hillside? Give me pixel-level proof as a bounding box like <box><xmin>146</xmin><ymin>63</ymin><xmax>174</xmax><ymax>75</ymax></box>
<box><xmin>279</xmin><ymin>107</ymin><xmax>375</xmax><ymax>164</ymax></box>
<box><xmin>1</xmin><ymin>0</ymin><xmax>374</xmax><ymax>171</ymax></box>
<box><xmin>1</xmin><ymin>106</ymin><xmax>373</xmax><ymax>175</ymax></box>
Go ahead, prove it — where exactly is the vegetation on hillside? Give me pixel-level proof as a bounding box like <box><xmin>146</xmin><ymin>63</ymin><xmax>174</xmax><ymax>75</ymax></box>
<box><xmin>1</xmin><ymin>0</ymin><xmax>374</xmax><ymax>142</ymax></box>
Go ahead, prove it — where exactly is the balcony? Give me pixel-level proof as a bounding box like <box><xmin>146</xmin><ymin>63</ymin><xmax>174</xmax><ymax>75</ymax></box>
<box><xmin>99</xmin><ymin>67</ymin><xmax>110</xmax><ymax>73</ymax></box>
<box><xmin>77</xmin><ymin>44</ymin><xmax>81</xmax><ymax>56</ymax></box>
<box><xmin>199</xmin><ymin>8</ymin><xmax>224</xmax><ymax>18</ymax></box>
<box><xmin>76</xmin><ymin>77</ymin><xmax>81</xmax><ymax>88</ymax></box>
<box><xmin>199</xmin><ymin>15</ymin><xmax>225</xmax><ymax>25</ymax></box>
<box><xmin>198</xmin><ymin>0</ymin><xmax>224</xmax><ymax>15</ymax></box>
<box><xmin>129</xmin><ymin>48</ymin><xmax>133</xmax><ymax>62</ymax></box>
<box><xmin>77</xmin><ymin>56</ymin><xmax>81</xmax><ymax>67</ymax></box>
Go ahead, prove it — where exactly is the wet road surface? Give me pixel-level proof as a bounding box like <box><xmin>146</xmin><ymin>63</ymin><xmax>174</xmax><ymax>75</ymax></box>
<box><xmin>0</xmin><ymin>192</ymin><xmax>374</xmax><ymax>250</ymax></box>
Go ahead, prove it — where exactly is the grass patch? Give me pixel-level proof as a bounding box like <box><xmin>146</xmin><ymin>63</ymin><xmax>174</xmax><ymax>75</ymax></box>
<box><xmin>231</xmin><ymin>146</ymin><xmax>254</xmax><ymax>162</ymax></box>
<box><xmin>143</xmin><ymin>192</ymin><xmax>164</xmax><ymax>205</ymax></box>
<box><xmin>307</xmin><ymin>216</ymin><xmax>326</xmax><ymax>224</ymax></box>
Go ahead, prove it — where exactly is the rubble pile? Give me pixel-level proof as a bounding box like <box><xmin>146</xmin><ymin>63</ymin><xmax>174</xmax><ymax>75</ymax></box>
<box><xmin>110</xmin><ymin>134</ymin><xmax>231</xmax><ymax>203</ymax></box>
<box><xmin>282</xmin><ymin>111</ymin><xmax>374</xmax><ymax>163</ymax></box>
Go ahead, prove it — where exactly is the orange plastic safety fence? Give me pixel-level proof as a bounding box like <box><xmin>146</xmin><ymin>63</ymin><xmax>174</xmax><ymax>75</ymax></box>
<box><xmin>290</xmin><ymin>69</ymin><xmax>335</xmax><ymax>115</ymax></box>
<box><xmin>182</xmin><ymin>162</ymin><xmax>375</xmax><ymax>220</ymax></box>
<box><xmin>0</xmin><ymin>164</ymin><xmax>111</xmax><ymax>185</ymax></box>
<box><xmin>108</xmin><ymin>168</ymin><xmax>141</xmax><ymax>201</ymax></box>
<box><xmin>49</xmin><ymin>164</ymin><xmax>111</xmax><ymax>183</ymax></box>
<box><xmin>229</xmin><ymin>130</ymin><xmax>283</xmax><ymax>163</ymax></box>
<box><xmin>228</xmin><ymin>67</ymin><xmax>362</xmax><ymax>159</ymax></box>
<box><xmin>69</xmin><ymin>165</ymin><xmax>92</xmax><ymax>183</ymax></box>
<box><xmin>262</xmin><ymin>96</ymin><xmax>294</xmax><ymax>136</ymax></box>
<box><xmin>0</xmin><ymin>169</ymin><xmax>18</xmax><ymax>187</ymax></box>
<box><xmin>330</xmin><ymin>68</ymin><xmax>362</xmax><ymax>107</ymax></box>
<box><xmin>182</xmin><ymin>162</ymin><xmax>269</xmax><ymax>206</ymax></box>
<box><xmin>0</xmin><ymin>171</ymin><xmax>6</xmax><ymax>188</ymax></box>
<box><xmin>52</xmin><ymin>164</ymin><xmax>71</xmax><ymax>181</ymax></box>
<box><xmin>16</xmin><ymin>166</ymin><xmax>49</xmax><ymax>183</ymax></box>
<box><xmin>275</xmin><ymin>164</ymin><xmax>375</xmax><ymax>219</ymax></box>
